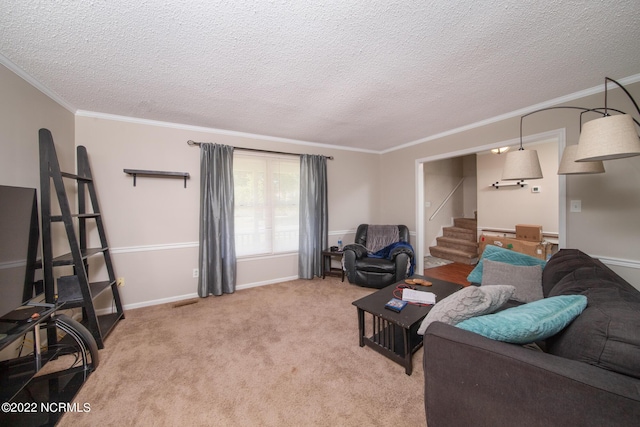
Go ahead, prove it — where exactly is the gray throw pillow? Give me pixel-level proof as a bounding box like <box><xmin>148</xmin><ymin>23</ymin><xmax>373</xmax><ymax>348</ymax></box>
<box><xmin>417</xmin><ymin>284</ymin><xmax>515</xmax><ymax>335</ymax></box>
<box><xmin>481</xmin><ymin>259</ymin><xmax>543</xmax><ymax>303</ymax></box>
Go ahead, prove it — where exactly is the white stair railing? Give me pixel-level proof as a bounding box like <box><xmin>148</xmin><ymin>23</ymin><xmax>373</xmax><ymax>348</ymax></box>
<box><xmin>429</xmin><ymin>177</ymin><xmax>465</xmax><ymax>221</ymax></box>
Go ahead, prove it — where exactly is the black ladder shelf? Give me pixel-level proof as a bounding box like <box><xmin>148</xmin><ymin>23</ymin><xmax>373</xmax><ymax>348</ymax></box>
<box><xmin>39</xmin><ymin>128</ymin><xmax>124</xmax><ymax>349</ymax></box>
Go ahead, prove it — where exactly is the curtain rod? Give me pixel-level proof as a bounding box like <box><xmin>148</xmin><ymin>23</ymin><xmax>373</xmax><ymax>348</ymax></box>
<box><xmin>187</xmin><ymin>140</ymin><xmax>334</xmax><ymax>160</ymax></box>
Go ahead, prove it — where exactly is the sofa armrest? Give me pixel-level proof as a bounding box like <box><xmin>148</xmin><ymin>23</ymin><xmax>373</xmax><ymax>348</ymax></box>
<box><xmin>423</xmin><ymin>322</ymin><xmax>640</xmax><ymax>427</ymax></box>
<box><xmin>393</xmin><ymin>252</ymin><xmax>410</xmax><ymax>281</ymax></box>
<box><xmin>343</xmin><ymin>244</ymin><xmax>367</xmax><ymax>284</ymax></box>
<box><xmin>389</xmin><ymin>244</ymin><xmax>414</xmax><ymax>261</ymax></box>
<box><xmin>342</xmin><ymin>243</ymin><xmax>368</xmax><ymax>259</ymax></box>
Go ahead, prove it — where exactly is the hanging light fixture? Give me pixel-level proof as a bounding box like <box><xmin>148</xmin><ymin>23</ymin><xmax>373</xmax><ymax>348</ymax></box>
<box><xmin>491</xmin><ymin>147</ymin><xmax>510</xmax><ymax>154</ymax></box>
<box><xmin>502</xmin><ymin>148</ymin><xmax>543</xmax><ymax>180</ymax></box>
<box><xmin>575</xmin><ymin>77</ymin><xmax>640</xmax><ymax>162</ymax></box>
<box><xmin>558</xmin><ymin>144</ymin><xmax>605</xmax><ymax>174</ymax></box>
<box><xmin>504</xmin><ymin>77</ymin><xmax>639</xmax><ymax>178</ymax></box>
<box><xmin>558</xmin><ymin>108</ymin><xmax>605</xmax><ymax>175</ymax></box>
<box><xmin>501</xmin><ymin>110</ymin><xmax>545</xmax><ymax>180</ymax></box>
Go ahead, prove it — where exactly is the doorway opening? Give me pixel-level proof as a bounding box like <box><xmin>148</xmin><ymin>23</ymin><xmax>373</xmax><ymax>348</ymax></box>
<box><xmin>414</xmin><ymin>129</ymin><xmax>567</xmax><ymax>273</ymax></box>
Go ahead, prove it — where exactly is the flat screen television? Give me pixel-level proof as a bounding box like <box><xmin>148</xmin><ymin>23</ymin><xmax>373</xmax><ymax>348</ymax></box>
<box><xmin>0</xmin><ymin>185</ymin><xmax>42</xmax><ymax>324</ymax></box>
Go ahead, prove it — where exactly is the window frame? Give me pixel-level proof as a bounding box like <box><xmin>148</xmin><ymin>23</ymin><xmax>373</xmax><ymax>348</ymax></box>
<box><xmin>233</xmin><ymin>152</ymin><xmax>300</xmax><ymax>259</ymax></box>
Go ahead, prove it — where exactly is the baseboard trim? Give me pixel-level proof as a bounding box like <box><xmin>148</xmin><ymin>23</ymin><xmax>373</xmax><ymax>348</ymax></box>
<box><xmin>104</xmin><ymin>275</ymin><xmax>300</xmax><ymax>312</ymax></box>
<box><xmin>235</xmin><ymin>275</ymin><xmax>299</xmax><ymax>290</ymax></box>
<box><xmin>118</xmin><ymin>293</ymin><xmax>199</xmax><ymax>312</ymax></box>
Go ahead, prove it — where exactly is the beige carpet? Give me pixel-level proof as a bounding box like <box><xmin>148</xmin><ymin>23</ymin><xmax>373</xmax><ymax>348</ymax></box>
<box><xmin>59</xmin><ymin>277</ymin><xmax>427</xmax><ymax>426</ymax></box>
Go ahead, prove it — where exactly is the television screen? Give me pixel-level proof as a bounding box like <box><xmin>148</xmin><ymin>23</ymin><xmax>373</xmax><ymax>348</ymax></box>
<box><xmin>0</xmin><ymin>185</ymin><xmax>41</xmax><ymax>322</ymax></box>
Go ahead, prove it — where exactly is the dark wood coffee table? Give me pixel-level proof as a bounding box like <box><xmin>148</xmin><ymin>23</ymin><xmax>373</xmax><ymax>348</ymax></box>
<box><xmin>352</xmin><ymin>275</ymin><xmax>463</xmax><ymax>375</ymax></box>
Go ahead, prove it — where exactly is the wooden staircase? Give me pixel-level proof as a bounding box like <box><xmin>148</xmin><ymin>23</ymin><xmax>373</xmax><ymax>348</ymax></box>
<box><xmin>429</xmin><ymin>217</ymin><xmax>479</xmax><ymax>265</ymax></box>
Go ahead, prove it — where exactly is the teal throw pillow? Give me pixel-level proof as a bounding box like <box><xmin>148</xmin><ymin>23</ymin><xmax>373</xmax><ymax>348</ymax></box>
<box><xmin>467</xmin><ymin>244</ymin><xmax>547</xmax><ymax>284</ymax></box>
<box><xmin>455</xmin><ymin>295</ymin><xmax>587</xmax><ymax>344</ymax></box>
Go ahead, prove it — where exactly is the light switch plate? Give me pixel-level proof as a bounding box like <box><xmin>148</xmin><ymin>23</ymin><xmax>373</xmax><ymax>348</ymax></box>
<box><xmin>570</xmin><ymin>200</ymin><xmax>582</xmax><ymax>212</ymax></box>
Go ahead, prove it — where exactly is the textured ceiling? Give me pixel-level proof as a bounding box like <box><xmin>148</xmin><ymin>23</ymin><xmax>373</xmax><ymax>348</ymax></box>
<box><xmin>1</xmin><ymin>0</ymin><xmax>639</xmax><ymax>152</ymax></box>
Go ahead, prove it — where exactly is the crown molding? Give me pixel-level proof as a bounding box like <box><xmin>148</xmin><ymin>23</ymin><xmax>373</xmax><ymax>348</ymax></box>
<box><xmin>75</xmin><ymin>110</ymin><xmax>379</xmax><ymax>155</ymax></box>
<box><xmin>383</xmin><ymin>73</ymin><xmax>640</xmax><ymax>155</ymax></box>
<box><xmin>0</xmin><ymin>53</ymin><xmax>77</xmax><ymax>114</ymax></box>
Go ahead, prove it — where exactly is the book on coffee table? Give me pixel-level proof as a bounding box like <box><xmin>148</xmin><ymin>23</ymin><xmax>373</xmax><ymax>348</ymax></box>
<box><xmin>402</xmin><ymin>289</ymin><xmax>436</xmax><ymax>305</ymax></box>
<box><xmin>385</xmin><ymin>298</ymin><xmax>408</xmax><ymax>312</ymax></box>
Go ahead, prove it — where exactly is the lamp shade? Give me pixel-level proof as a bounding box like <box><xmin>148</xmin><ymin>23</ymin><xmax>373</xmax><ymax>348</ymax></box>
<box><xmin>502</xmin><ymin>149</ymin><xmax>543</xmax><ymax>180</ymax></box>
<box><xmin>558</xmin><ymin>145</ymin><xmax>605</xmax><ymax>175</ymax></box>
<box><xmin>576</xmin><ymin>114</ymin><xmax>640</xmax><ymax>162</ymax></box>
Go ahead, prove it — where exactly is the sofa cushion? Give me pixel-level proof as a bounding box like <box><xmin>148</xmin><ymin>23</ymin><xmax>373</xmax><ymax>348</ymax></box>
<box><xmin>541</xmin><ymin>249</ymin><xmax>633</xmax><ymax>297</ymax></box>
<box><xmin>354</xmin><ymin>257</ymin><xmax>397</xmax><ymax>274</ymax></box>
<box><xmin>546</xmin><ymin>269</ymin><xmax>640</xmax><ymax>379</ymax></box>
<box><xmin>456</xmin><ymin>295</ymin><xmax>587</xmax><ymax>344</ymax></box>
<box><xmin>547</xmin><ymin>299</ymin><xmax>640</xmax><ymax>380</ymax></box>
<box><xmin>542</xmin><ymin>249</ymin><xmax>594</xmax><ymax>294</ymax></box>
<box><xmin>549</xmin><ymin>266</ymin><xmax>640</xmax><ymax>303</ymax></box>
<box><xmin>417</xmin><ymin>284</ymin><xmax>514</xmax><ymax>335</ymax></box>
<box><xmin>467</xmin><ymin>245</ymin><xmax>546</xmax><ymax>284</ymax></box>
<box><xmin>481</xmin><ymin>259</ymin><xmax>543</xmax><ymax>303</ymax></box>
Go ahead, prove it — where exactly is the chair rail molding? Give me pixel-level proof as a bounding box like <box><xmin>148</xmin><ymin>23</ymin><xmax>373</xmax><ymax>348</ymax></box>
<box><xmin>593</xmin><ymin>255</ymin><xmax>640</xmax><ymax>270</ymax></box>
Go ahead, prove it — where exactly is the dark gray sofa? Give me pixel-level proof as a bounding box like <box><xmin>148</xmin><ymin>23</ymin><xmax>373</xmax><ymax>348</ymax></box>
<box><xmin>423</xmin><ymin>249</ymin><xmax>640</xmax><ymax>427</ymax></box>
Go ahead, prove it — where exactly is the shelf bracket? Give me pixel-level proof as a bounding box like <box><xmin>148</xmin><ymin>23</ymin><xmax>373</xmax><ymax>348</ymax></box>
<box><xmin>491</xmin><ymin>180</ymin><xmax>527</xmax><ymax>189</ymax></box>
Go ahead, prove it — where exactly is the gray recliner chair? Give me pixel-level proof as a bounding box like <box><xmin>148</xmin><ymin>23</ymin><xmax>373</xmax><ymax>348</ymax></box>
<box><xmin>343</xmin><ymin>224</ymin><xmax>414</xmax><ymax>289</ymax></box>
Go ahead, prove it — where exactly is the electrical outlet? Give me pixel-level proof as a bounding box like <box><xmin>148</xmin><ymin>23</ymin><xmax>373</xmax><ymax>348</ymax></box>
<box><xmin>117</xmin><ymin>277</ymin><xmax>125</xmax><ymax>287</ymax></box>
<box><xmin>193</xmin><ymin>268</ymin><xmax>199</xmax><ymax>278</ymax></box>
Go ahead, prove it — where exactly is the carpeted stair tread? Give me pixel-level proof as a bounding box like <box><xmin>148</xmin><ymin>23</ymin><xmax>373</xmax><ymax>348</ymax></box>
<box><xmin>436</xmin><ymin>236</ymin><xmax>479</xmax><ymax>251</ymax></box>
<box><xmin>453</xmin><ymin>217</ymin><xmax>478</xmax><ymax>231</ymax></box>
<box><xmin>429</xmin><ymin>246</ymin><xmax>478</xmax><ymax>265</ymax></box>
<box><xmin>443</xmin><ymin>226</ymin><xmax>475</xmax><ymax>240</ymax></box>
<box><xmin>431</xmin><ymin>217</ymin><xmax>478</xmax><ymax>264</ymax></box>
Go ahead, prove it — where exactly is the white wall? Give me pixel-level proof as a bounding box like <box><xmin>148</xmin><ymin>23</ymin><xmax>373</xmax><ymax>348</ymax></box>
<box><xmin>423</xmin><ymin>154</ymin><xmax>477</xmax><ymax>251</ymax></box>
<box><xmin>3</xmin><ymin>62</ymin><xmax>640</xmax><ymax>304</ymax></box>
<box><xmin>0</xmin><ymin>64</ymin><xmax>77</xmax><ymax>278</ymax></box>
<box><xmin>0</xmin><ymin>64</ymin><xmax>76</xmax><ymax>359</ymax></box>
<box><xmin>476</xmin><ymin>139</ymin><xmax>559</xmax><ymax>234</ymax></box>
<box><xmin>1</xmin><ymin>59</ymin><xmax>382</xmax><ymax>310</ymax></box>
<box><xmin>0</xmin><ymin>64</ymin><xmax>75</xmax><ymax>190</ymax></box>
<box><xmin>423</xmin><ymin>156</ymin><xmax>464</xmax><ymax>249</ymax></box>
<box><xmin>462</xmin><ymin>155</ymin><xmax>477</xmax><ymax>219</ymax></box>
<box><xmin>379</xmin><ymin>81</ymin><xmax>640</xmax><ymax>288</ymax></box>
<box><xmin>74</xmin><ymin>115</ymin><xmax>381</xmax><ymax>308</ymax></box>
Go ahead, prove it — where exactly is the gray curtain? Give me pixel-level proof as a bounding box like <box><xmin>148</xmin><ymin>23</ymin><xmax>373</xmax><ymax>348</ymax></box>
<box><xmin>198</xmin><ymin>143</ymin><xmax>236</xmax><ymax>297</ymax></box>
<box><xmin>298</xmin><ymin>154</ymin><xmax>328</xmax><ymax>279</ymax></box>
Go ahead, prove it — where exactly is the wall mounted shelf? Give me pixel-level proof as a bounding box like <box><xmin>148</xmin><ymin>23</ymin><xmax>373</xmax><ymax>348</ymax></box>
<box><xmin>491</xmin><ymin>180</ymin><xmax>527</xmax><ymax>189</ymax></box>
<box><xmin>123</xmin><ymin>169</ymin><xmax>190</xmax><ymax>188</ymax></box>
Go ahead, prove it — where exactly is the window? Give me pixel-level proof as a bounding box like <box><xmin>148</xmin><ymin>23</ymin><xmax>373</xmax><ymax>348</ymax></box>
<box><xmin>233</xmin><ymin>153</ymin><xmax>300</xmax><ymax>257</ymax></box>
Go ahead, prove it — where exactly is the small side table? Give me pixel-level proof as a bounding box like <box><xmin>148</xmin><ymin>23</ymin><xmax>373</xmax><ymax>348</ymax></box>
<box><xmin>322</xmin><ymin>250</ymin><xmax>344</xmax><ymax>281</ymax></box>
